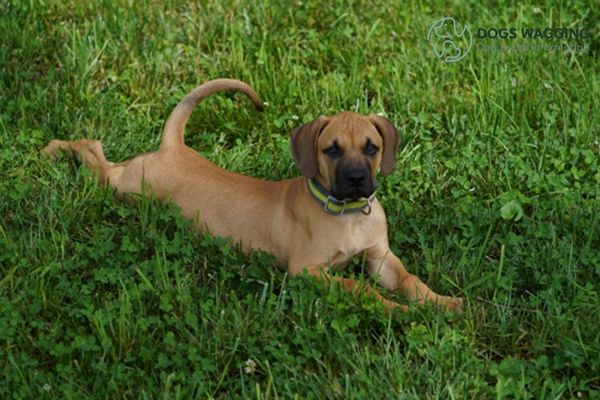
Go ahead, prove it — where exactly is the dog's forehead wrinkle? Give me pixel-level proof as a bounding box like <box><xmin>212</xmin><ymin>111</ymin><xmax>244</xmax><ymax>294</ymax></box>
<box><xmin>320</xmin><ymin>115</ymin><xmax>381</xmax><ymax>153</ymax></box>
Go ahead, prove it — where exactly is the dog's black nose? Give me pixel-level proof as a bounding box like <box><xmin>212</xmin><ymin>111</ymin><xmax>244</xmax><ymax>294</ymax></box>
<box><xmin>345</xmin><ymin>169</ymin><xmax>367</xmax><ymax>188</ymax></box>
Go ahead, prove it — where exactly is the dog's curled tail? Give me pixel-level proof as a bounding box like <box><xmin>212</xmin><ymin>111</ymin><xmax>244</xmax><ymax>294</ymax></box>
<box><xmin>161</xmin><ymin>79</ymin><xmax>264</xmax><ymax>149</ymax></box>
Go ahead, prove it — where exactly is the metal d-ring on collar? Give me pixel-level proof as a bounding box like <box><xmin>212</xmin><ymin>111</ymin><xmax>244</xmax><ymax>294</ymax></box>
<box><xmin>307</xmin><ymin>178</ymin><xmax>375</xmax><ymax>216</ymax></box>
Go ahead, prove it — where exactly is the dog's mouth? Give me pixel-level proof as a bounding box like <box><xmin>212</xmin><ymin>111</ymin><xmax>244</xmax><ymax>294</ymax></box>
<box><xmin>334</xmin><ymin>186</ymin><xmax>376</xmax><ymax>202</ymax></box>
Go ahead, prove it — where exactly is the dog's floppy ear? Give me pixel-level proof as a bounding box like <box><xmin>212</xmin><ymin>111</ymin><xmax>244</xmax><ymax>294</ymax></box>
<box><xmin>290</xmin><ymin>116</ymin><xmax>329</xmax><ymax>178</ymax></box>
<box><xmin>369</xmin><ymin>114</ymin><xmax>399</xmax><ymax>175</ymax></box>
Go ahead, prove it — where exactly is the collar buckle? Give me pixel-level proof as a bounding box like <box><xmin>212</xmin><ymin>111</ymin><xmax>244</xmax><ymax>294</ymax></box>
<box><xmin>362</xmin><ymin>197</ymin><xmax>373</xmax><ymax>215</ymax></box>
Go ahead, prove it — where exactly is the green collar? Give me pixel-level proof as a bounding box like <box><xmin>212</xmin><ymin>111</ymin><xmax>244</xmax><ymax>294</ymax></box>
<box><xmin>306</xmin><ymin>178</ymin><xmax>375</xmax><ymax>216</ymax></box>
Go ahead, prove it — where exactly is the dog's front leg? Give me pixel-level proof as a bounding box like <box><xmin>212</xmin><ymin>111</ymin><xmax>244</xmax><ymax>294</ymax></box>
<box><xmin>289</xmin><ymin>264</ymin><xmax>407</xmax><ymax>312</ymax></box>
<box><xmin>365</xmin><ymin>242</ymin><xmax>463</xmax><ymax>312</ymax></box>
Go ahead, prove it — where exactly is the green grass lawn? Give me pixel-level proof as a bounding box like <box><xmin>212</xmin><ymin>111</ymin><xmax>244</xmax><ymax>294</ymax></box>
<box><xmin>1</xmin><ymin>1</ymin><xmax>599</xmax><ymax>398</ymax></box>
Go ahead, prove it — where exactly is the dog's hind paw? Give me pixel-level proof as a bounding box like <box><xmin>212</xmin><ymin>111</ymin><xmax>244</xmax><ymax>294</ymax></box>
<box><xmin>42</xmin><ymin>140</ymin><xmax>69</xmax><ymax>159</ymax></box>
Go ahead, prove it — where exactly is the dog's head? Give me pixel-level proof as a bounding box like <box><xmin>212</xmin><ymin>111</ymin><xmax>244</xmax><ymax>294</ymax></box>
<box><xmin>291</xmin><ymin>112</ymin><xmax>399</xmax><ymax>201</ymax></box>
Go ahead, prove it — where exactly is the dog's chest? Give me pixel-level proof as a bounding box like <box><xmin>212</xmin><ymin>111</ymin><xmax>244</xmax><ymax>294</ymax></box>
<box><xmin>325</xmin><ymin>217</ymin><xmax>378</xmax><ymax>266</ymax></box>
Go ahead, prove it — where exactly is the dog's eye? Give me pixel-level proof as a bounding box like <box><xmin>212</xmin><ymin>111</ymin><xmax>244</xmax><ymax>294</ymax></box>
<box><xmin>324</xmin><ymin>144</ymin><xmax>342</xmax><ymax>158</ymax></box>
<box><xmin>364</xmin><ymin>142</ymin><xmax>379</xmax><ymax>156</ymax></box>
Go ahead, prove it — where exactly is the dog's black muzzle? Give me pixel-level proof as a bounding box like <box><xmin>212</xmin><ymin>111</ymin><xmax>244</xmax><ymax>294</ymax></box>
<box><xmin>334</xmin><ymin>167</ymin><xmax>376</xmax><ymax>200</ymax></box>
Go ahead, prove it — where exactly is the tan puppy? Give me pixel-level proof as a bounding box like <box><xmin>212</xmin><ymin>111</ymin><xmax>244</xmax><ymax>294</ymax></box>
<box><xmin>43</xmin><ymin>79</ymin><xmax>462</xmax><ymax>312</ymax></box>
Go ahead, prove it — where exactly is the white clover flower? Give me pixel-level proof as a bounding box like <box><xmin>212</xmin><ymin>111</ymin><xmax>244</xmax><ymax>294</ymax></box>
<box><xmin>244</xmin><ymin>359</ymin><xmax>257</xmax><ymax>374</ymax></box>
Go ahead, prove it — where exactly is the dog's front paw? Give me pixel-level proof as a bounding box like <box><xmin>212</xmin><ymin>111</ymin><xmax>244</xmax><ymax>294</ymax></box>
<box><xmin>387</xmin><ymin>301</ymin><xmax>409</xmax><ymax>313</ymax></box>
<box><xmin>439</xmin><ymin>296</ymin><xmax>464</xmax><ymax>313</ymax></box>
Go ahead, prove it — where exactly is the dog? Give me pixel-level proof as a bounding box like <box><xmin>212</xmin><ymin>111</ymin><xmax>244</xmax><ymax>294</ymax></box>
<box><xmin>43</xmin><ymin>79</ymin><xmax>463</xmax><ymax>312</ymax></box>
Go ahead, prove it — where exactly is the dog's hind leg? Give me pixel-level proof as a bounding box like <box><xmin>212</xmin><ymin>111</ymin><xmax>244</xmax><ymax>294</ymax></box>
<box><xmin>43</xmin><ymin>139</ymin><xmax>114</xmax><ymax>185</ymax></box>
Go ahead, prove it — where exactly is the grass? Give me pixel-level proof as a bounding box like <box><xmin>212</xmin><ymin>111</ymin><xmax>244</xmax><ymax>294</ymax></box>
<box><xmin>1</xmin><ymin>0</ymin><xmax>599</xmax><ymax>398</ymax></box>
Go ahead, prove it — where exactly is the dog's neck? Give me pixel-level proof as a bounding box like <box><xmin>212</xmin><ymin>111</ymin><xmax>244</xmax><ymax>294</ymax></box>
<box><xmin>306</xmin><ymin>178</ymin><xmax>375</xmax><ymax>216</ymax></box>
